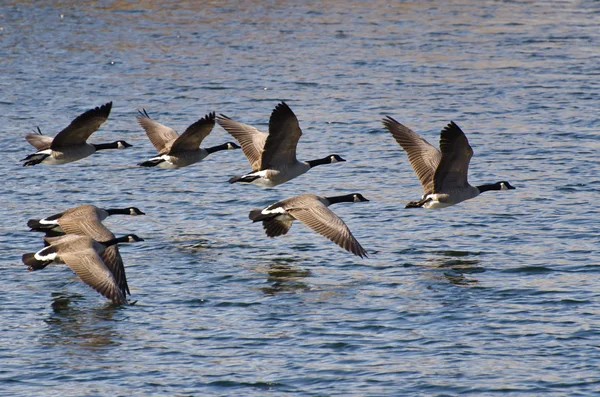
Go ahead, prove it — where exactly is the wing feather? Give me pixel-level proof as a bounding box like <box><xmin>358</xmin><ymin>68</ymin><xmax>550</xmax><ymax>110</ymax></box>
<box><xmin>382</xmin><ymin>116</ymin><xmax>441</xmax><ymax>195</ymax></box>
<box><xmin>433</xmin><ymin>121</ymin><xmax>473</xmax><ymax>193</ymax></box>
<box><xmin>51</xmin><ymin>102</ymin><xmax>112</xmax><ymax>147</ymax></box>
<box><xmin>170</xmin><ymin>112</ymin><xmax>215</xmax><ymax>153</ymax></box>
<box><xmin>217</xmin><ymin>114</ymin><xmax>267</xmax><ymax>171</ymax></box>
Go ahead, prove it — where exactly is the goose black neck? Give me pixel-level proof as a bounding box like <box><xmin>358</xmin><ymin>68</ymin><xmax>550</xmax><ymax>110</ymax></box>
<box><xmin>93</xmin><ymin>142</ymin><xmax>120</xmax><ymax>150</ymax></box>
<box><xmin>206</xmin><ymin>143</ymin><xmax>231</xmax><ymax>154</ymax></box>
<box><xmin>324</xmin><ymin>194</ymin><xmax>355</xmax><ymax>205</ymax></box>
<box><xmin>100</xmin><ymin>235</ymin><xmax>131</xmax><ymax>247</ymax></box>
<box><xmin>306</xmin><ymin>156</ymin><xmax>331</xmax><ymax>168</ymax></box>
<box><xmin>476</xmin><ymin>183</ymin><xmax>502</xmax><ymax>193</ymax></box>
<box><xmin>106</xmin><ymin>208</ymin><xmax>131</xmax><ymax>215</ymax></box>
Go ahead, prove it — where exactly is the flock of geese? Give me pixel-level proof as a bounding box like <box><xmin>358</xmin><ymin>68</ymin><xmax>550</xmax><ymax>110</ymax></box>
<box><xmin>21</xmin><ymin>101</ymin><xmax>515</xmax><ymax>304</ymax></box>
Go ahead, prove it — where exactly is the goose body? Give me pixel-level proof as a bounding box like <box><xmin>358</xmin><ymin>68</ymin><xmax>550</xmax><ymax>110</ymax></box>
<box><xmin>136</xmin><ymin>110</ymin><xmax>240</xmax><ymax>169</ymax></box>
<box><xmin>217</xmin><ymin>102</ymin><xmax>345</xmax><ymax>187</ymax></box>
<box><xmin>22</xmin><ymin>102</ymin><xmax>132</xmax><ymax>166</ymax></box>
<box><xmin>22</xmin><ymin>234</ymin><xmax>144</xmax><ymax>304</ymax></box>
<box><xmin>27</xmin><ymin>204</ymin><xmax>145</xmax><ymax>236</ymax></box>
<box><xmin>249</xmin><ymin>193</ymin><xmax>369</xmax><ymax>258</ymax></box>
<box><xmin>382</xmin><ymin>117</ymin><xmax>515</xmax><ymax>208</ymax></box>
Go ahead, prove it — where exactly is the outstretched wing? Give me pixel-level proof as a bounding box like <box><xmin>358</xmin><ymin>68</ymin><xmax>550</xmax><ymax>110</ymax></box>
<box><xmin>136</xmin><ymin>109</ymin><xmax>179</xmax><ymax>154</ymax></box>
<box><xmin>261</xmin><ymin>102</ymin><xmax>302</xmax><ymax>169</ymax></box>
<box><xmin>52</xmin><ymin>102</ymin><xmax>112</xmax><ymax>147</ymax></box>
<box><xmin>382</xmin><ymin>116</ymin><xmax>441</xmax><ymax>195</ymax></box>
<box><xmin>61</xmin><ymin>248</ymin><xmax>127</xmax><ymax>304</ymax></box>
<box><xmin>289</xmin><ymin>202</ymin><xmax>367</xmax><ymax>258</ymax></box>
<box><xmin>217</xmin><ymin>114</ymin><xmax>267</xmax><ymax>171</ymax></box>
<box><xmin>433</xmin><ymin>121</ymin><xmax>473</xmax><ymax>193</ymax></box>
<box><xmin>170</xmin><ymin>112</ymin><xmax>216</xmax><ymax>152</ymax></box>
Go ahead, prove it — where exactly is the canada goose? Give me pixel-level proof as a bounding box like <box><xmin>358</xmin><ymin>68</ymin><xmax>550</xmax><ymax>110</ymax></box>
<box><xmin>382</xmin><ymin>116</ymin><xmax>515</xmax><ymax>209</ymax></box>
<box><xmin>136</xmin><ymin>110</ymin><xmax>240</xmax><ymax>169</ymax></box>
<box><xmin>22</xmin><ymin>102</ymin><xmax>132</xmax><ymax>166</ymax></box>
<box><xmin>22</xmin><ymin>234</ymin><xmax>144</xmax><ymax>304</ymax></box>
<box><xmin>27</xmin><ymin>204</ymin><xmax>145</xmax><ymax>236</ymax></box>
<box><xmin>217</xmin><ymin>102</ymin><xmax>345</xmax><ymax>187</ymax></box>
<box><xmin>28</xmin><ymin>206</ymin><xmax>145</xmax><ymax>298</ymax></box>
<box><xmin>249</xmin><ymin>193</ymin><xmax>369</xmax><ymax>258</ymax></box>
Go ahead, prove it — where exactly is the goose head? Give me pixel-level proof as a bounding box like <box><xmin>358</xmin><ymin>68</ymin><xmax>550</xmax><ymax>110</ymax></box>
<box><xmin>124</xmin><ymin>234</ymin><xmax>144</xmax><ymax>242</ymax></box>
<box><xmin>497</xmin><ymin>181</ymin><xmax>515</xmax><ymax>190</ymax></box>
<box><xmin>116</xmin><ymin>140</ymin><xmax>133</xmax><ymax>149</ymax></box>
<box><xmin>328</xmin><ymin>154</ymin><xmax>346</xmax><ymax>163</ymax></box>
<box><xmin>128</xmin><ymin>207</ymin><xmax>146</xmax><ymax>216</ymax></box>
<box><xmin>352</xmin><ymin>193</ymin><xmax>369</xmax><ymax>202</ymax></box>
<box><xmin>226</xmin><ymin>142</ymin><xmax>241</xmax><ymax>150</ymax></box>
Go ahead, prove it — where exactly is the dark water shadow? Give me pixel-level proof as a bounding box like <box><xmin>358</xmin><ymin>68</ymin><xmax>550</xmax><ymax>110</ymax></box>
<box><xmin>41</xmin><ymin>293</ymin><xmax>124</xmax><ymax>350</ymax></box>
<box><xmin>425</xmin><ymin>251</ymin><xmax>485</xmax><ymax>286</ymax></box>
<box><xmin>258</xmin><ymin>261</ymin><xmax>312</xmax><ymax>296</ymax></box>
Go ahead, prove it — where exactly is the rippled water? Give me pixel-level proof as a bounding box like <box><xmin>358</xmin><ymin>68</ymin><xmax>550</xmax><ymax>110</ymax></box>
<box><xmin>1</xmin><ymin>1</ymin><xmax>600</xmax><ymax>395</ymax></box>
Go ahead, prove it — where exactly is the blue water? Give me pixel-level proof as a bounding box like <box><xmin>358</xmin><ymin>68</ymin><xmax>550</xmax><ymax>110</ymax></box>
<box><xmin>1</xmin><ymin>1</ymin><xmax>600</xmax><ymax>396</ymax></box>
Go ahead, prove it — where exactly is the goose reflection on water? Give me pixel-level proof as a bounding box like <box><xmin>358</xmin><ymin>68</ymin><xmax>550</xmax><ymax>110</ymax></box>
<box><xmin>42</xmin><ymin>293</ymin><xmax>123</xmax><ymax>350</ymax></box>
<box><xmin>427</xmin><ymin>250</ymin><xmax>485</xmax><ymax>286</ymax></box>
<box><xmin>256</xmin><ymin>261</ymin><xmax>311</xmax><ymax>296</ymax></box>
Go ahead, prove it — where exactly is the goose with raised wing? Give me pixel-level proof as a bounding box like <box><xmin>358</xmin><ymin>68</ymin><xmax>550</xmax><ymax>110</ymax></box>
<box><xmin>217</xmin><ymin>102</ymin><xmax>345</xmax><ymax>187</ymax></box>
<box><xmin>249</xmin><ymin>193</ymin><xmax>369</xmax><ymax>258</ymax></box>
<box><xmin>22</xmin><ymin>233</ymin><xmax>144</xmax><ymax>304</ymax></box>
<box><xmin>137</xmin><ymin>110</ymin><xmax>240</xmax><ymax>169</ymax></box>
<box><xmin>382</xmin><ymin>117</ymin><xmax>515</xmax><ymax>209</ymax></box>
<box><xmin>22</xmin><ymin>102</ymin><xmax>132</xmax><ymax>166</ymax></box>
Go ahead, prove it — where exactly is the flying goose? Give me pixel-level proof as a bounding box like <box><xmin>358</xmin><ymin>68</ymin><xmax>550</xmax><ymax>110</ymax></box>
<box><xmin>136</xmin><ymin>110</ymin><xmax>240</xmax><ymax>169</ymax></box>
<box><xmin>22</xmin><ymin>233</ymin><xmax>144</xmax><ymax>304</ymax></box>
<box><xmin>22</xmin><ymin>102</ymin><xmax>132</xmax><ymax>166</ymax></box>
<box><xmin>28</xmin><ymin>205</ymin><xmax>145</xmax><ymax>298</ymax></box>
<box><xmin>249</xmin><ymin>193</ymin><xmax>369</xmax><ymax>258</ymax></box>
<box><xmin>27</xmin><ymin>204</ymin><xmax>145</xmax><ymax>236</ymax></box>
<box><xmin>382</xmin><ymin>116</ymin><xmax>515</xmax><ymax>209</ymax></box>
<box><xmin>217</xmin><ymin>102</ymin><xmax>345</xmax><ymax>187</ymax></box>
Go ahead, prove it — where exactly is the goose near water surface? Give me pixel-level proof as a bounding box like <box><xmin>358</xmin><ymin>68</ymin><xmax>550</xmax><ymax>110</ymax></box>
<box><xmin>137</xmin><ymin>110</ymin><xmax>240</xmax><ymax>169</ymax></box>
<box><xmin>249</xmin><ymin>193</ymin><xmax>369</xmax><ymax>258</ymax></box>
<box><xmin>22</xmin><ymin>233</ymin><xmax>144</xmax><ymax>304</ymax></box>
<box><xmin>22</xmin><ymin>102</ymin><xmax>132</xmax><ymax>166</ymax></box>
<box><xmin>382</xmin><ymin>116</ymin><xmax>515</xmax><ymax>209</ymax></box>
<box><xmin>217</xmin><ymin>102</ymin><xmax>345</xmax><ymax>187</ymax></box>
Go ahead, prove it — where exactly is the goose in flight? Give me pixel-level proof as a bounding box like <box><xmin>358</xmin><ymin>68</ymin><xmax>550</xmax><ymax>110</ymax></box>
<box><xmin>22</xmin><ymin>233</ymin><xmax>144</xmax><ymax>304</ymax></box>
<box><xmin>249</xmin><ymin>193</ymin><xmax>369</xmax><ymax>258</ymax></box>
<box><xmin>27</xmin><ymin>204</ymin><xmax>145</xmax><ymax>298</ymax></box>
<box><xmin>137</xmin><ymin>110</ymin><xmax>240</xmax><ymax>169</ymax></box>
<box><xmin>382</xmin><ymin>116</ymin><xmax>515</xmax><ymax>208</ymax></box>
<box><xmin>27</xmin><ymin>204</ymin><xmax>145</xmax><ymax>236</ymax></box>
<box><xmin>22</xmin><ymin>102</ymin><xmax>132</xmax><ymax>166</ymax></box>
<box><xmin>217</xmin><ymin>102</ymin><xmax>345</xmax><ymax>187</ymax></box>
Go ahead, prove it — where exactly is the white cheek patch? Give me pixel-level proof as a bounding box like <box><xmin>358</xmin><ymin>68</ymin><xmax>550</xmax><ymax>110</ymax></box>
<box><xmin>501</xmin><ymin>183</ymin><xmax>509</xmax><ymax>191</ymax></box>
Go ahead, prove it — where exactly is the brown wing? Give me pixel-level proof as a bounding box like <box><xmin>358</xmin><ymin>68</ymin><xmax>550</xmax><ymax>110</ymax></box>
<box><xmin>136</xmin><ymin>109</ymin><xmax>179</xmax><ymax>154</ymax></box>
<box><xmin>216</xmin><ymin>114</ymin><xmax>267</xmax><ymax>171</ymax></box>
<box><xmin>288</xmin><ymin>201</ymin><xmax>368</xmax><ymax>258</ymax></box>
<box><xmin>433</xmin><ymin>121</ymin><xmax>474</xmax><ymax>193</ymax></box>
<box><xmin>60</xmin><ymin>247</ymin><xmax>127</xmax><ymax>304</ymax></box>
<box><xmin>170</xmin><ymin>112</ymin><xmax>215</xmax><ymax>153</ymax></box>
<box><xmin>51</xmin><ymin>102</ymin><xmax>112</xmax><ymax>147</ymax></box>
<box><xmin>382</xmin><ymin>116</ymin><xmax>441</xmax><ymax>195</ymax></box>
<box><xmin>261</xmin><ymin>102</ymin><xmax>302</xmax><ymax>169</ymax></box>
<box><xmin>58</xmin><ymin>217</ymin><xmax>130</xmax><ymax>296</ymax></box>
<box><xmin>263</xmin><ymin>218</ymin><xmax>294</xmax><ymax>237</ymax></box>
<box><xmin>25</xmin><ymin>133</ymin><xmax>53</xmax><ymax>150</ymax></box>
